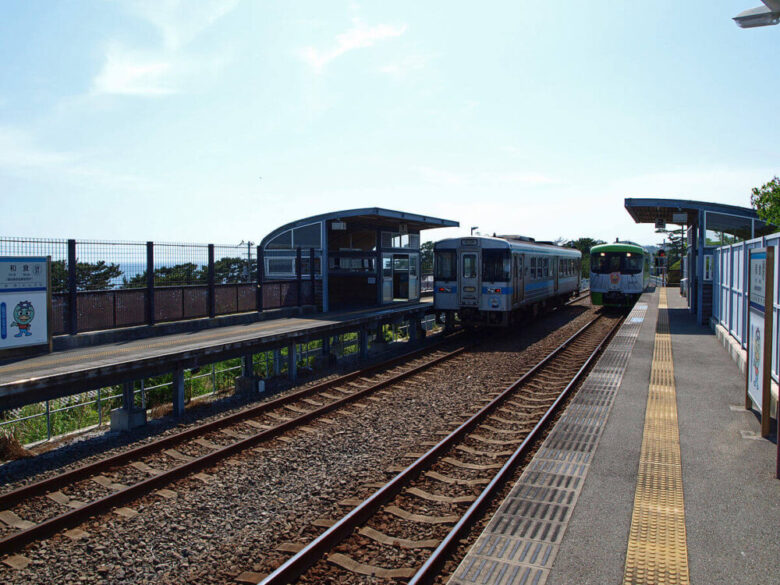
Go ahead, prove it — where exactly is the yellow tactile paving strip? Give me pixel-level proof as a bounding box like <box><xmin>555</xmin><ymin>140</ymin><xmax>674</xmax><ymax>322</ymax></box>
<box><xmin>623</xmin><ymin>288</ymin><xmax>690</xmax><ymax>585</ymax></box>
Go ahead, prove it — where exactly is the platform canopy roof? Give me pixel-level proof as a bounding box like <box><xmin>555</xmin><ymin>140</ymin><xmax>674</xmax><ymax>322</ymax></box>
<box><xmin>261</xmin><ymin>207</ymin><xmax>459</xmax><ymax>247</ymax></box>
<box><xmin>624</xmin><ymin>197</ymin><xmax>776</xmax><ymax>238</ymax></box>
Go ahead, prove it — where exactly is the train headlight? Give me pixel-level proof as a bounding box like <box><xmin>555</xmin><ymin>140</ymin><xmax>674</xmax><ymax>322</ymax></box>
<box><xmin>438</xmin><ymin>286</ymin><xmax>452</xmax><ymax>293</ymax></box>
<box><xmin>487</xmin><ymin>287</ymin><xmax>502</xmax><ymax>294</ymax></box>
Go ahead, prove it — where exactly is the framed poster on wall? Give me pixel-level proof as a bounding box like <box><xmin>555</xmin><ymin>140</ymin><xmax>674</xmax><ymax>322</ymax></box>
<box><xmin>745</xmin><ymin>247</ymin><xmax>773</xmax><ymax>438</ymax></box>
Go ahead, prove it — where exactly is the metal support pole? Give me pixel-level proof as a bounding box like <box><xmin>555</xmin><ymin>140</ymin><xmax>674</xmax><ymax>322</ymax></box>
<box><xmin>67</xmin><ymin>238</ymin><xmax>78</xmax><ymax>335</ymax></box>
<box><xmin>287</xmin><ymin>344</ymin><xmax>297</xmax><ymax>383</ymax></box>
<box><xmin>97</xmin><ymin>388</ymin><xmax>102</xmax><ymax>426</ymax></box>
<box><xmin>45</xmin><ymin>400</ymin><xmax>51</xmax><ymax>440</ymax></box>
<box><xmin>322</xmin><ymin>221</ymin><xmax>329</xmax><ymax>312</ymax></box>
<box><xmin>243</xmin><ymin>353</ymin><xmax>254</xmax><ymax>377</ymax></box>
<box><xmin>376</xmin><ymin>227</ymin><xmax>383</xmax><ymax>305</ymax></box>
<box><xmin>208</xmin><ymin>244</ymin><xmax>216</xmax><ymax>319</ymax></box>
<box><xmin>359</xmin><ymin>328</ymin><xmax>368</xmax><ymax>360</ymax></box>
<box><xmin>172</xmin><ymin>369</ymin><xmax>185</xmax><ymax>417</ymax></box>
<box><xmin>309</xmin><ymin>247</ymin><xmax>315</xmax><ymax>305</ymax></box>
<box><xmin>296</xmin><ymin>248</ymin><xmax>303</xmax><ymax>307</ymax></box>
<box><xmin>322</xmin><ymin>335</ymin><xmax>331</xmax><ymax>356</ymax></box>
<box><xmin>146</xmin><ymin>241</ymin><xmax>155</xmax><ymax>326</ymax></box>
<box><xmin>122</xmin><ymin>381</ymin><xmax>134</xmax><ymax>411</ymax></box>
<box><xmin>408</xmin><ymin>318</ymin><xmax>418</xmax><ymax>343</ymax></box>
<box><xmin>257</xmin><ymin>245</ymin><xmax>264</xmax><ymax>312</ymax></box>
<box><xmin>273</xmin><ymin>349</ymin><xmax>281</xmax><ymax>376</ymax></box>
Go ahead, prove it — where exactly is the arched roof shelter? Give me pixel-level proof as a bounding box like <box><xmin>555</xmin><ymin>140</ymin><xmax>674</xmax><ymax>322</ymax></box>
<box><xmin>260</xmin><ymin>208</ymin><xmax>459</xmax><ymax>312</ymax></box>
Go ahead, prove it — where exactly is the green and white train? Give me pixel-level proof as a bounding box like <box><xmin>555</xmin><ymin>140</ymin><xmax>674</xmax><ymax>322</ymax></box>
<box><xmin>589</xmin><ymin>242</ymin><xmax>649</xmax><ymax>307</ymax></box>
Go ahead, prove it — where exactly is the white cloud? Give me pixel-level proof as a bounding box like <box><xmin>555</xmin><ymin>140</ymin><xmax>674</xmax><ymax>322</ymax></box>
<box><xmin>127</xmin><ymin>0</ymin><xmax>241</xmax><ymax>50</ymax></box>
<box><xmin>415</xmin><ymin>166</ymin><xmax>561</xmax><ymax>187</ymax></box>
<box><xmin>0</xmin><ymin>126</ymin><xmax>148</xmax><ymax>190</ymax></box>
<box><xmin>0</xmin><ymin>127</ymin><xmax>73</xmax><ymax>168</ymax></box>
<box><xmin>91</xmin><ymin>0</ymin><xmax>239</xmax><ymax>97</ymax></box>
<box><xmin>416</xmin><ymin>166</ymin><xmax>464</xmax><ymax>186</ymax></box>
<box><xmin>92</xmin><ymin>45</ymin><xmax>175</xmax><ymax>96</ymax></box>
<box><xmin>300</xmin><ymin>19</ymin><xmax>407</xmax><ymax>73</ymax></box>
<box><xmin>380</xmin><ymin>54</ymin><xmax>431</xmax><ymax>77</ymax></box>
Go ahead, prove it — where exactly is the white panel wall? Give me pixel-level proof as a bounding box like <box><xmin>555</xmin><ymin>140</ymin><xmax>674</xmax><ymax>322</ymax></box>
<box><xmin>714</xmin><ymin>235</ymin><xmax>780</xmax><ymax>383</ymax></box>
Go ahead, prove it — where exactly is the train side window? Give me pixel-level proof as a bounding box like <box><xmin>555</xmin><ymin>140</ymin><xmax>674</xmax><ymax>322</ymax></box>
<box><xmin>530</xmin><ymin>257</ymin><xmax>537</xmax><ymax>279</ymax></box>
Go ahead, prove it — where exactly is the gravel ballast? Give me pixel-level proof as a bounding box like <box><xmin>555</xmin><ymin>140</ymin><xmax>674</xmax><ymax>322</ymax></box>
<box><xmin>0</xmin><ymin>302</ymin><xmax>594</xmax><ymax>585</ymax></box>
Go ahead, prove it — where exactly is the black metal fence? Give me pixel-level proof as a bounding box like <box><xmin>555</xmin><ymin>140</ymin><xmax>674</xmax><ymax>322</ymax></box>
<box><xmin>0</xmin><ymin>237</ymin><xmax>317</xmax><ymax>335</ymax></box>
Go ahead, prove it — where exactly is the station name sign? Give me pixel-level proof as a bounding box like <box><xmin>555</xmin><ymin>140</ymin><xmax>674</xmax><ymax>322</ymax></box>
<box><xmin>0</xmin><ymin>256</ymin><xmax>52</xmax><ymax>353</ymax></box>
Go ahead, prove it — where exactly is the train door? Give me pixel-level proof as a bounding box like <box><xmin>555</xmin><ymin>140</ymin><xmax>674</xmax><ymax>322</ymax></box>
<box><xmin>513</xmin><ymin>254</ymin><xmax>524</xmax><ymax>305</ymax></box>
<box><xmin>554</xmin><ymin>257</ymin><xmax>559</xmax><ymax>292</ymax></box>
<box><xmin>459</xmin><ymin>251</ymin><xmax>479</xmax><ymax>306</ymax></box>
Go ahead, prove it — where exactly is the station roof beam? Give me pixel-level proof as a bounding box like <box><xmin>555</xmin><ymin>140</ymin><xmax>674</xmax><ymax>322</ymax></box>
<box><xmin>734</xmin><ymin>1</ymin><xmax>780</xmax><ymax>28</ymax></box>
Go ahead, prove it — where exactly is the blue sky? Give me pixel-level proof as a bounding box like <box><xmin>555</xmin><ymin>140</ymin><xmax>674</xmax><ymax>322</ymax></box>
<box><xmin>1</xmin><ymin>1</ymin><xmax>778</xmax><ymax>246</ymax></box>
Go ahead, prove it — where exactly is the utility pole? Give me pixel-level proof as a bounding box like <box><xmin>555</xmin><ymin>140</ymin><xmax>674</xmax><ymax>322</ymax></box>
<box><xmin>240</xmin><ymin>240</ymin><xmax>255</xmax><ymax>282</ymax></box>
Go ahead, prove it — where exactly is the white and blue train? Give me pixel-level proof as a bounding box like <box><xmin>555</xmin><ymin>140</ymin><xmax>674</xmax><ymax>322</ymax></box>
<box><xmin>434</xmin><ymin>236</ymin><xmax>581</xmax><ymax>326</ymax></box>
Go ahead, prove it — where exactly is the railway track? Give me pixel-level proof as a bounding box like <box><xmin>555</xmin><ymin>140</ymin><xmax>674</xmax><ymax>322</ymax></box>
<box><xmin>256</xmin><ymin>312</ymin><xmax>622</xmax><ymax>585</ymax></box>
<box><xmin>0</xmin><ymin>334</ymin><xmax>472</xmax><ymax>557</ymax></box>
<box><xmin>0</xmin><ymin>291</ymin><xmax>592</xmax><ymax>571</ymax></box>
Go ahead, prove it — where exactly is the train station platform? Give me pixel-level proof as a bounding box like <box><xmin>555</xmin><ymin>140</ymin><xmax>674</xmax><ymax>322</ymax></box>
<box><xmin>0</xmin><ymin>300</ymin><xmax>433</xmax><ymax>412</ymax></box>
<box><xmin>451</xmin><ymin>286</ymin><xmax>780</xmax><ymax>585</ymax></box>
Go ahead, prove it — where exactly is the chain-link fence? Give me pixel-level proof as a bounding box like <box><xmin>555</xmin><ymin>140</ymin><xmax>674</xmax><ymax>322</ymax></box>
<box><xmin>0</xmin><ymin>237</ymin><xmax>317</xmax><ymax>336</ymax></box>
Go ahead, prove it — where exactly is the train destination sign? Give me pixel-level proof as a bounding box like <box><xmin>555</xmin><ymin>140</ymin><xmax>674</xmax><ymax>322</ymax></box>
<box><xmin>0</xmin><ymin>256</ymin><xmax>52</xmax><ymax>353</ymax></box>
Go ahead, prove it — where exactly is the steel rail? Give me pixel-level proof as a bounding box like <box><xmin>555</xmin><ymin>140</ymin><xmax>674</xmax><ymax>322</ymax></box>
<box><xmin>0</xmin><ymin>340</ymin><xmax>468</xmax><ymax>556</ymax></box>
<box><xmin>2</xmin><ymin>293</ymin><xmax>585</xmax><ymax>510</ymax></box>
<box><xmin>258</xmin><ymin>315</ymin><xmax>605</xmax><ymax>585</ymax></box>
<box><xmin>0</xmin><ymin>333</ymin><xmax>462</xmax><ymax>511</ymax></box>
<box><xmin>408</xmin><ymin>315</ymin><xmax>623</xmax><ymax>585</ymax></box>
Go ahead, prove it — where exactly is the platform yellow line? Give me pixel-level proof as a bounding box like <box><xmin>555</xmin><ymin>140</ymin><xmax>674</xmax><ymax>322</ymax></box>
<box><xmin>623</xmin><ymin>288</ymin><xmax>690</xmax><ymax>585</ymax></box>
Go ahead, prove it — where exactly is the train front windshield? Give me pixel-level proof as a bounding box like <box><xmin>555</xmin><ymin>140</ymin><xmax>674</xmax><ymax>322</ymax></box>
<box><xmin>482</xmin><ymin>249</ymin><xmax>511</xmax><ymax>282</ymax></box>
<box><xmin>591</xmin><ymin>252</ymin><xmax>643</xmax><ymax>274</ymax></box>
